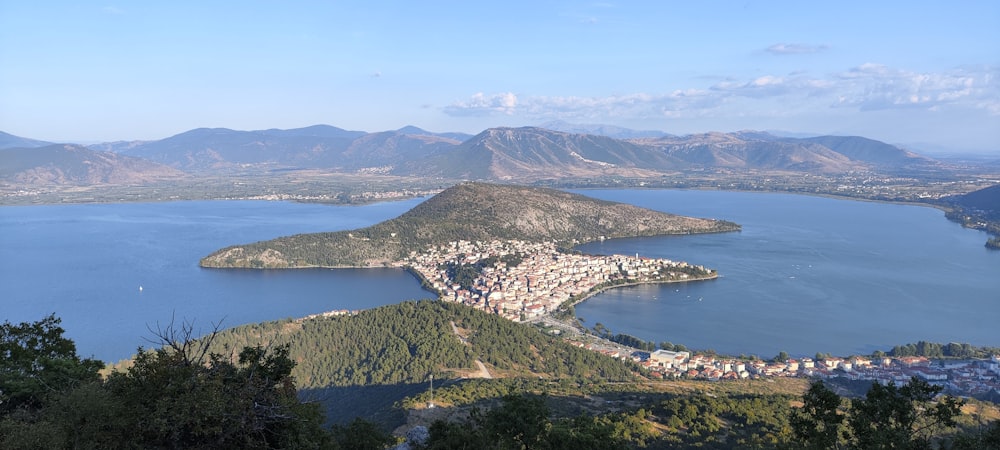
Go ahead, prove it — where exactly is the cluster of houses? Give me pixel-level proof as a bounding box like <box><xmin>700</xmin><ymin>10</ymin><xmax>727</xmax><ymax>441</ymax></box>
<box><xmin>580</xmin><ymin>343</ymin><xmax>1000</xmax><ymax>397</ymax></box>
<box><xmin>407</xmin><ymin>239</ymin><xmax>713</xmax><ymax>322</ymax></box>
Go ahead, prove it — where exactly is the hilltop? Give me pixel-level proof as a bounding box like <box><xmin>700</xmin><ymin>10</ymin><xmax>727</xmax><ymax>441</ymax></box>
<box><xmin>199</xmin><ymin>182</ymin><xmax>739</xmax><ymax>268</ymax></box>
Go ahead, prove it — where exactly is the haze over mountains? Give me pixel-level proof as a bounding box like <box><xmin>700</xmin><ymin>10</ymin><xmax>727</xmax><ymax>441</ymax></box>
<box><xmin>0</xmin><ymin>124</ymin><xmax>943</xmax><ymax>186</ymax></box>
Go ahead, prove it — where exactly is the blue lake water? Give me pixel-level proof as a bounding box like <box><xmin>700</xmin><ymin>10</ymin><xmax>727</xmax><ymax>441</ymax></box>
<box><xmin>0</xmin><ymin>199</ymin><xmax>434</xmax><ymax>362</ymax></box>
<box><xmin>572</xmin><ymin>189</ymin><xmax>999</xmax><ymax>358</ymax></box>
<box><xmin>1</xmin><ymin>190</ymin><xmax>997</xmax><ymax>362</ymax></box>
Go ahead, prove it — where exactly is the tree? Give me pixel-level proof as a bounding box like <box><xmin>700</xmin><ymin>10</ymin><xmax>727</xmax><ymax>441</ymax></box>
<box><xmin>0</xmin><ymin>314</ymin><xmax>103</xmax><ymax>415</ymax></box>
<box><xmin>2</xmin><ymin>316</ymin><xmax>332</xmax><ymax>449</ymax></box>
<box><xmin>330</xmin><ymin>417</ymin><xmax>395</xmax><ymax>449</ymax></box>
<box><xmin>104</xmin><ymin>320</ymin><xmax>331</xmax><ymax>449</ymax></box>
<box><xmin>774</xmin><ymin>351</ymin><xmax>790</xmax><ymax>363</ymax></box>
<box><xmin>791</xmin><ymin>380</ymin><xmax>844</xmax><ymax>449</ymax></box>
<box><xmin>848</xmin><ymin>377</ymin><xmax>964</xmax><ymax>449</ymax></box>
<box><xmin>426</xmin><ymin>394</ymin><xmax>631</xmax><ymax>449</ymax></box>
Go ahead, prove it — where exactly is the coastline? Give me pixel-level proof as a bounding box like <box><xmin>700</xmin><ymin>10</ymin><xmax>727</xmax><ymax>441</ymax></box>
<box><xmin>562</xmin><ymin>272</ymin><xmax>718</xmax><ymax>311</ymax></box>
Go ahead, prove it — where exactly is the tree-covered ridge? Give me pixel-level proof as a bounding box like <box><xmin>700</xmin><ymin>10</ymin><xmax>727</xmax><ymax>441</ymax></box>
<box><xmin>200</xmin><ymin>182</ymin><xmax>739</xmax><ymax>268</ymax></box>
<box><xmin>203</xmin><ymin>300</ymin><xmax>637</xmax><ymax>390</ymax></box>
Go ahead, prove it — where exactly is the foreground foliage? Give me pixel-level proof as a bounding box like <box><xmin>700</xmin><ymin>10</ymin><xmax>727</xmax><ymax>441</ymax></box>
<box><xmin>1</xmin><ymin>316</ymin><xmax>331</xmax><ymax>449</ymax></box>
<box><xmin>793</xmin><ymin>379</ymin><xmax>989</xmax><ymax>449</ymax></box>
<box><xmin>4</xmin><ymin>313</ymin><xmax>998</xmax><ymax>449</ymax></box>
<box><xmin>426</xmin><ymin>394</ymin><xmax>650</xmax><ymax>450</ymax></box>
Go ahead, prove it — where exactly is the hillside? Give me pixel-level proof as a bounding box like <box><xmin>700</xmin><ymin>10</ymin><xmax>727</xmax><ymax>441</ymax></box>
<box><xmin>952</xmin><ymin>183</ymin><xmax>1000</xmax><ymax>216</ymax></box>
<box><xmin>201</xmin><ymin>300</ymin><xmax>638</xmax><ymax>425</ymax></box>
<box><xmin>118</xmin><ymin>125</ymin><xmax>367</xmax><ymax>171</ymax></box>
<box><xmin>0</xmin><ymin>144</ymin><xmax>184</xmax><ymax>185</ymax></box>
<box><xmin>798</xmin><ymin>135</ymin><xmax>938</xmax><ymax>169</ymax></box>
<box><xmin>631</xmin><ymin>132</ymin><xmax>909</xmax><ymax>173</ymax></box>
<box><xmin>207</xmin><ymin>300</ymin><xmax>635</xmax><ymax>389</ymax></box>
<box><xmin>412</xmin><ymin>127</ymin><xmax>677</xmax><ymax>180</ymax></box>
<box><xmin>199</xmin><ymin>182</ymin><xmax>739</xmax><ymax>268</ymax></box>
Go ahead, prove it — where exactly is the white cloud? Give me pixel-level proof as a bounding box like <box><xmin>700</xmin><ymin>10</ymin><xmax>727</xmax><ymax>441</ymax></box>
<box><xmin>444</xmin><ymin>92</ymin><xmax>518</xmax><ymax>116</ymax></box>
<box><xmin>765</xmin><ymin>43</ymin><xmax>829</xmax><ymax>55</ymax></box>
<box><xmin>834</xmin><ymin>64</ymin><xmax>999</xmax><ymax>114</ymax></box>
<box><xmin>102</xmin><ymin>6</ymin><xmax>125</xmax><ymax>15</ymax></box>
<box><xmin>443</xmin><ymin>65</ymin><xmax>1000</xmax><ymax>122</ymax></box>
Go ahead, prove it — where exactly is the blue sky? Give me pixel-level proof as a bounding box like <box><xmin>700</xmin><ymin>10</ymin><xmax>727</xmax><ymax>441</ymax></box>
<box><xmin>1</xmin><ymin>1</ymin><xmax>998</xmax><ymax>153</ymax></box>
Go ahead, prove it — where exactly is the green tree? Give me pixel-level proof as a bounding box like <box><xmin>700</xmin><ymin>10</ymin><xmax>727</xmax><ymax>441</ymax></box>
<box><xmin>105</xmin><ymin>321</ymin><xmax>331</xmax><ymax>449</ymax></box>
<box><xmin>0</xmin><ymin>314</ymin><xmax>103</xmax><ymax>415</ymax></box>
<box><xmin>847</xmin><ymin>377</ymin><xmax>964</xmax><ymax>449</ymax></box>
<box><xmin>951</xmin><ymin>420</ymin><xmax>1000</xmax><ymax>450</ymax></box>
<box><xmin>791</xmin><ymin>380</ymin><xmax>844</xmax><ymax>449</ymax></box>
<box><xmin>427</xmin><ymin>394</ymin><xmax>631</xmax><ymax>449</ymax></box>
<box><xmin>330</xmin><ymin>417</ymin><xmax>395</xmax><ymax>449</ymax></box>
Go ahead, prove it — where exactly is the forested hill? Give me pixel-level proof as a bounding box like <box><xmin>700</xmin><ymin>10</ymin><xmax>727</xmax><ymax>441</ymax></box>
<box><xmin>199</xmin><ymin>182</ymin><xmax>739</xmax><ymax>268</ymax></box>
<box><xmin>205</xmin><ymin>300</ymin><xmax>634</xmax><ymax>388</ymax></box>
<box><xmin>199</xmin><ymin>300</ymin><xmax>636</xmax><ymax>423</ymax></box>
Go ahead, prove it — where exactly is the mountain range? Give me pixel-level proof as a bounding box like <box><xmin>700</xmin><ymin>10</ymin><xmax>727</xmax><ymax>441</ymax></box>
<box><xmin>0</xmin><ymin>124</ymin><xmax>941</xmax><ymax>186</ymax></box>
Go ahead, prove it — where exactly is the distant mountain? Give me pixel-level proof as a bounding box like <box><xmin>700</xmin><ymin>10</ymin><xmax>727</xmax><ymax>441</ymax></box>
<box><xmin>632</xmin><ymin>132</ymin><xmax>866</xmax><ymax>173</ymax></box>
<box><xmin>200</xmin><ymin>181</ymin><xmax>739</xmax><ymax>268</ymax></box>
<box><xmin>796</xmin><ymin>135</ymin><xmax>938</xmax><ymax>169</ymax></box>
<box><xmin>113</xmin><ymin>125</ymin><xmax>465</xmax><ymax>172</ymax></box>
<box><xmin>395</xmin><ymin>125</ymin><xmax>473</xmax><ymax>142</ymax></box>
<box><xmin>411</xmin><ymin>127</ymin><xmax>677</xmax><ymax>180</ymax></box>
<box><xmin>340</xmin><ymin>130</ymin><xmax>461</xmax><ymax>174</ymax></box>
<box><xmin>87</xmin><ymin>140</ymin><xmax>152</xmax><ymax>153</ymax></box>
<box><xmin>0</xmin><ymin>144</ymin><xmax>184</xmax><ymax>185</ymax></box>
<box><xmin>0</xmin><ymin>131</ymin><xmax>53</xmax><ymax>150</ymax></box>
<box><xmin>117</xmin><ymin>126</ymin><xmax>366</xmax><ymax>171</ymax></box>
<box><xmin>4</xmin><ymin>125</ymin><xmax>940</xmax><ymax>182</ymax></box>
<box><xmin>538</xmin><ymin>120</ymin><xmax>671</xmax><ymax>139</ymax></box>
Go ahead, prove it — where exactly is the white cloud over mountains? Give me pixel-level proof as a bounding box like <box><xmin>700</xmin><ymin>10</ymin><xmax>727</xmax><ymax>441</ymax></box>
<box><xmin>834</xmin><ymin>64</ymin><xmax>999</xmax><ymax>114</ymax></box>
<box><xmin>443</xmin><ymin>64</ymin><xmax>999</xmax><ymax>121</ymax></box>
<box><xmin>444</xmin><ymin>92</ymin><xmax>518</xmax><ymax>116</ymax></box>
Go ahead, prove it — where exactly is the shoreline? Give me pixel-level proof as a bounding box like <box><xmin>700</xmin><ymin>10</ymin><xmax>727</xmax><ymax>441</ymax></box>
<box><xmin>561</xmin><ymin>272</ymin><xmax>718</xmax><ymax>311</ymax></box>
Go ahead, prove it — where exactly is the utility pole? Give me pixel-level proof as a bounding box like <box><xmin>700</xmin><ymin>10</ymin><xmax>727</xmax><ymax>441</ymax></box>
<box><xmin>428</xmin><ymin>374</ymin><xmax>435</xmax><ymax>409</ymax></box>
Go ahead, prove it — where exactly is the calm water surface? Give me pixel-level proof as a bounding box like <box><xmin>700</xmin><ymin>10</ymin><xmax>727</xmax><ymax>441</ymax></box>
<box><xmin>1</xmin><ymin>199</ymin><xmax>433</xmax><ymax>362</ymax></box>
<box><xmin>2</xmin><ymin>190</ymin><xmax>997</xmax><ymax>362</ymax></box>
<box><xmin>572</xmin><ymin>190</ymin><xmax>999</xmax><ymax>358</ymax></box>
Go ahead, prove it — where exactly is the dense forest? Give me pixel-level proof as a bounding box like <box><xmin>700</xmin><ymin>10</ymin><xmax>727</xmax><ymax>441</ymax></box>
<box><xmin>200</xmin><ymin>182</ymin><xmax>739</xmax><ymax>268</ymax></box>
<box><xmin>201</xmin><ymin>300</ymin><xmax>637</xmax><ymax>389</ymax></box>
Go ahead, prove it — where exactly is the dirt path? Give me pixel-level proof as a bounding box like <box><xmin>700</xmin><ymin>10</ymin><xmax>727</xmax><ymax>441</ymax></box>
<box><xmin>451</xmin><ymin>321</ymin><xmax>492</xmax><ymax>379</ymax></box>
<box><xmin>474</xmin><ymin>360</ymin><xmax>493</xmax><ymax>379</ymax></box>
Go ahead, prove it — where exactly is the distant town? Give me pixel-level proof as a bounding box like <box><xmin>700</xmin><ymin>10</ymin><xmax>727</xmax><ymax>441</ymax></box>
<box><xmin>581</xmin><ymin>344</ymin><xmax>1000</xmax><ymax>399</ymax></box>
<box><xmin>405</xmin><ymin>239</ymin><xmax>716</xmax><ymax>322</ymax></box>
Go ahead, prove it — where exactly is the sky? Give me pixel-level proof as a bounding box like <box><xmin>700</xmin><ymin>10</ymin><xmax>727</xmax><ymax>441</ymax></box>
<box><xmin>1</xmin><ymin>1</ymin><xmax>998</xmax><ymax>154</ymax></box>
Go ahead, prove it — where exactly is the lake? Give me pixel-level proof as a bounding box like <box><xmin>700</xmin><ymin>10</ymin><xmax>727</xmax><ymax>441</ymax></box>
<box><xmin>0</xmin><ymin>199</ymin><xmax>435</xmax><ymax>362</ymax></box>
<box><xmin>1</xmin><ymin>190</ymin><xmax>997</xmax><ymax>362</ymax></box>
<box><xmin>572</xmin><ymin>189</ymin><xmax>999</xmax><ymax>358</ymax></box>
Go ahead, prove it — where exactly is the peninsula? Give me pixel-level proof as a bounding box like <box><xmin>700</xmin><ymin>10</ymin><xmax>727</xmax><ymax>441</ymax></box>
<box><xmin>200</xmin><ymin>182</ymin><xmax>739</xmax><ymax>317</ymax></box>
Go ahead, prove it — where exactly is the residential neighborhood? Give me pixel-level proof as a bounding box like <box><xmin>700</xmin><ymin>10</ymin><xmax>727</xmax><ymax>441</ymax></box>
<box><xmin>573</xmin><ymin>337</ymin><xmax>1000</xmax><ymax>399</ymax></box>
<box><xmin>406</xmin><ymin>239</ymin><xmax>715</xmax><ymax>322</ymax></box>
